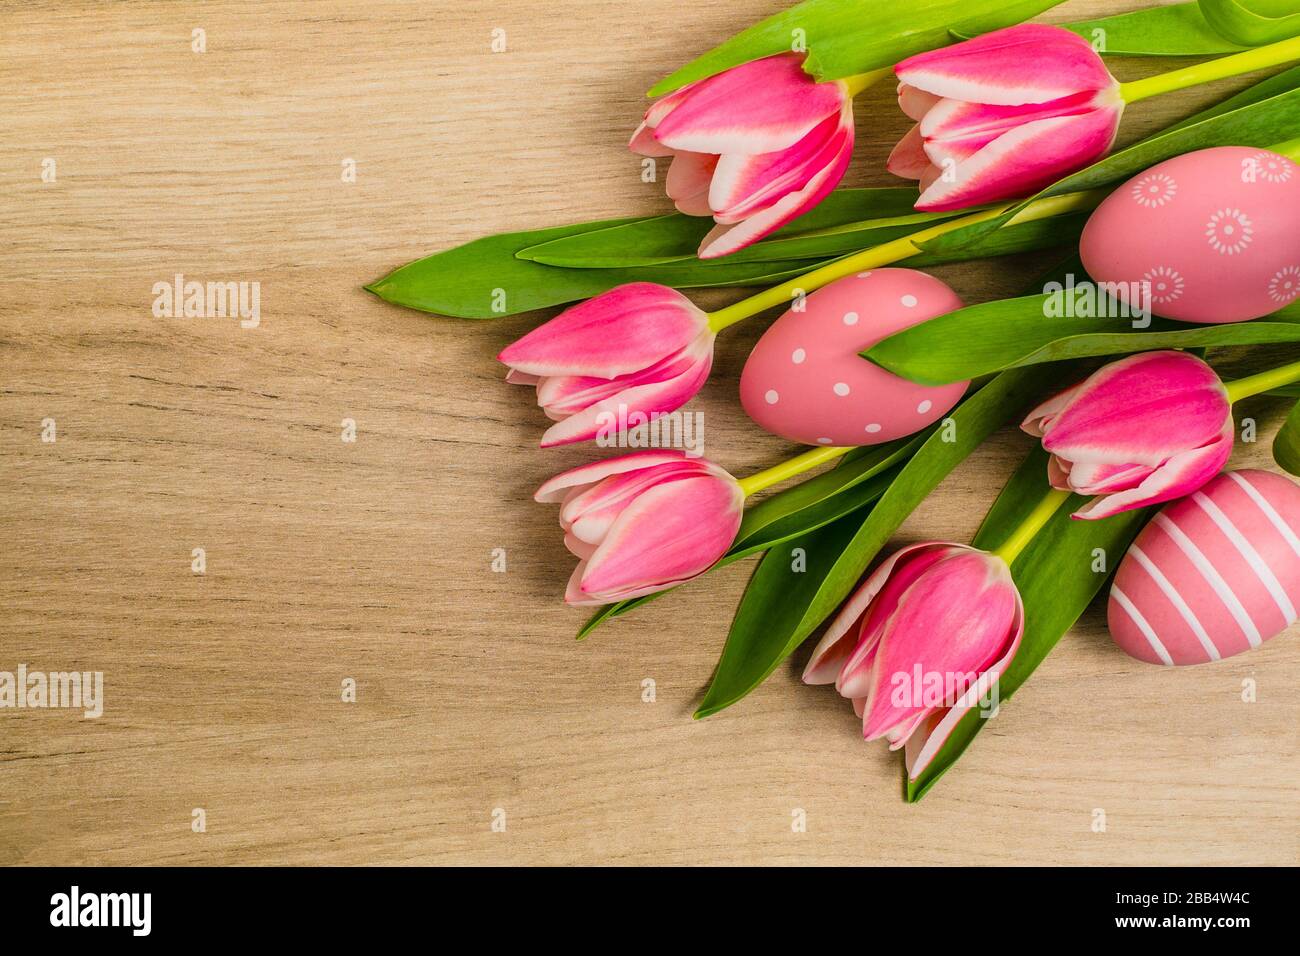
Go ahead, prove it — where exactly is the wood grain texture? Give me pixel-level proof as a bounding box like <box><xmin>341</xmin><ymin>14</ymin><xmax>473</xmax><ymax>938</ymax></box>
<box><xmin>1</xmin><ymin>0</ymin><xmax>1296</xmax><ymax>866</ymax></box>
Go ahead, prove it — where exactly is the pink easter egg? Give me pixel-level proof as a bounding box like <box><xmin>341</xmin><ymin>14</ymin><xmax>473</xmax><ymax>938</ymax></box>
<box><xmin>1108</xmin><ymin>469</ymin><xmax>1300</xmax><ymax>666</ymax></box>
<box><xmin>1080</xmin><ymin>146</ymin><xmax>1300</xmax><ymax>324</ymax></box>
<box><xmin>739</xmin><ymin>269</ymin><xmax>969</xmax><ymax>446</ymax></box>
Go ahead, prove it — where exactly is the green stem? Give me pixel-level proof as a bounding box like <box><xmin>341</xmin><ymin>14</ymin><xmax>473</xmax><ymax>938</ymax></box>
<box><xmin>1225</xmin><ymin>359</ymin><xmax>1300</xmax><ymax>403</ymax></box>
<box><xmin>841</xmin><ymin>67</ymin><xmax>891</xmax><ymax>98</ymax></box>
<box><xmin>736</xmin><ymin>444</ymin><xmax>853</xmax><ymax>497</ymax></box>
<box><xmin>1120</xmin><ymin>35</ymin><xmax>1300</xmax><ymax>104</ymax></box>
<box><xmin>991</xmin><ymin>487</ymin><xmax>1071</xmax><ymax>566</ymax></box>
<box><xmin>706</xmin><ymin>189</ymin><xmax>1104</xmax><ymax>333</ymax></box>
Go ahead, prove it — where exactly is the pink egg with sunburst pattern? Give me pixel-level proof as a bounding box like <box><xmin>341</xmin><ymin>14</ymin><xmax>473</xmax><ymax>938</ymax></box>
<box><xmin>1108</xmin><ymin>469</ymin><xmax>1300</xmax><ymax>666</ymax></box>
<box><xmin>739</xmin><ymin>269</ymin><xmax>968</xmax><ymax>446</ymax></box>
<box><xmin>1080</xmin><ymin>146</ymin><xmax>1300</xmax><ymax>324</ymax></box>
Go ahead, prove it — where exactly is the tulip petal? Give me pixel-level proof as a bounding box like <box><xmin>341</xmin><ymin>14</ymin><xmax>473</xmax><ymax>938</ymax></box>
<box><xmin>1065</xmin><ymin>460</ymin><xmax>1153</xmax><ymax>495</ymax></box>
<box><xmin>538</xmin><ymin>342</ymin><xmax>713</xmax><ymax>447</ymax></box>
<box><xmin>535</xmin><ymin>450</ymin><xmax>690</xmax><ymax>503</ymax></box>
<box><xmin>915</xmin><ymin>103</ymin><xmax>1122</xmax><ymax>211</ymax></box>
<box><xmin>666</xmin><ymin>151</ymin><xmax>719</xmax><ymax>217</ymax></box>
<box><xmin>505</xmin><ymin>368</ymin><xmax>540</xmax><ymax>386</ymax></box>
<box><xmin>652</xmin><ymin>53</ymin><xmax>844</xmax><ymax>155</ymax></box>
<box><xmin>902</xmin><ymin>596</ymin><xmax>1024</xmax><ymax>779</ymax></box>
<box><xmin>895</xmin><ymin>24</ymin><xmax>1117</xmax><ymax>106</ymax></box>
<box><xmin>1037</xmin><ymin>352</ymin><xmax>1230</xmax><ymax>468</ymax></box>
<box><xmin>886</xmin><ymin>124</ymin><xmax>931</xmax><ymax>180</ymax></box>
<box><xmin>856</xmin><ymin>551</ymin><xmax>1019</xmax><ymax>741</ymax></box>
<box><xmin>708</xmin><ymin>111</ymin><xmax>843</xmax><ymax>219</ymax></box>
<box><xmin>562</xmin><ymin>461</ymin><xmax>706</xmax><ymax>544</ymax></box>
<box><xmin>897</xmin><ymin>83</ymin><xmax>941</xmax><ymax>121</ymax></box>
<box><xmin>1021</xmin><ymin>383</ymin><xmax>1083</xmax><ymax>437</ymax></box>
<box><xmin>499</xmin><ymin>283</ymin><xmax>706</xmax><ymax>379</ymax></box>
<box><xmin>1072</xmin><ymin>421</ymin><xmax>1233</xmax><ymax>520</ymax></box>
<box><xmin>803</xmin><ymin>542</ymin><xmax>949</xmax><ymax>685</ymax></box>
<box><xmin>835</xmin><ymin>545</ymin><xmax>964</xmax><ymax>698</ymax></box>
<box><xmin>629</xmin><ymin>120</ymin><xmax>676</xmax><ymax>157</ymax></box>
<box><xmin>579</xmin><ymin>476</ymin><xmax>743</xmax><ymax>600</ymax></box>
<box><xmin>697</xmin><ymin>114</ymin><xmax>853</xmax><ymax>259</ymax></box>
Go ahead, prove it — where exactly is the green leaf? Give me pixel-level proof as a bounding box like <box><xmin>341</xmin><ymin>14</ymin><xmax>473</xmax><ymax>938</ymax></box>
<box><xmin>367</xmin><ymin>219</ymin><xmax>828</xmax><ymax>318</ymax></box>
<box><xmin>1274</xmin><ymin>399</ymin><xmax>1300</xmax><ymax>475</ymax></box>
<box><xmin>867</xmin><ymin>295</ymin><xmax>1300</xmax><ymax>385</ymax></box>
<box><xmin>575</xmin><ymin>437</ymin><xmax>925</xmax><ymax>639</ymax></box>
<box><xmin>648</xmin><ymin>0</ymin><xmax>1064</xmax><ymax>96</ymax></box>
<box><xmin>695</xmin><ymin>367</ymin><xmax>1045</xmax><ymax>718</ymax></box>
<box><xmin>966</xmin><ymin>2</ymin><xmax>1246</xmax><ymax>55</ymax></box>
<box><xmin>1200</xmin><ymin>0</ymin><xmax>1300</xmax><ymax>45</ymax></box>
<box><xmin>921</xmin><ymin>69</ymin><xmax>1300</xmax><ymax>257</ymax></box>
<box><xmin>905</xmin><ymin>446</ymin><xmax>1151</xmax><ymax>801</ymax></box>
<box><xmin>519</xmin><ymin>188</ymin><xmax>962</xmax><ymax>268</ymax></box>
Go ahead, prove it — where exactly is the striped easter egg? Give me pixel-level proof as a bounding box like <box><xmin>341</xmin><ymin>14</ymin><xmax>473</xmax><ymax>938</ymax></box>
<box><xmin>1108</xmin><ymin>469</ymin><xmax>1300</xmax><ymax>665</ymax></box>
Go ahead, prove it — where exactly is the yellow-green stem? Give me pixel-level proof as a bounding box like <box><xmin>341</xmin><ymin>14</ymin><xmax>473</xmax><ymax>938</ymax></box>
<box><xmin>1225</xmin><ymin>359</ymin><xmax>1300</xmax><ymax>403</ymax></box>
<box><xmin>841</xmin><ymin>67</ymin><xmax>891</xmax><ymax>98</ymax></box>
<box><xmin>706</xmin><ymin>189</ymin><xmax>1104</xmax><ymax>333</ymax></box>
<box><xmin>736</xmin><ymin>444</ymin><xmax>853</xmax><ymax>497</ymax></box>
<box><xmin>1120</xmin><ymin>35</ymin><xmax>1300</xmax><ymax>104</ymax></box>
<box><xmin>991</xmin><ymin>487</ymin><xmax>1072</xmax><ymax>566</ymax></box>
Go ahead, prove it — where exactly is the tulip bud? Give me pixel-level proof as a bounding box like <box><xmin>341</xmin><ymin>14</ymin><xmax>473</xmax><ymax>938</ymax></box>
<box><xmin>631</xmin><ymin>53</ymin><xmax>856</xmax><ymax>259</ymax></box>
<box><xmin>803</xmin><ymin>542</ymin><xmax>1023</xmax><ymax>779</ymax></box>
<box><xmin>499</xmin><ymin>283</ymin><xmax>714</xmax><ymax>447</ymax></box>
<box><xmin>535</xmin><ymin>451</ymin><xmax>744</xmax><ymax>605</ymax></box>
<box><xmin>1021</xmin><ymin>351</ymin><xmax>1233</xmax><ymax>520</ymax></box>
<box><xmin>888</xmin><ymin>24</ymin><xmax>1123</xmax><ymax>211</ymax></box>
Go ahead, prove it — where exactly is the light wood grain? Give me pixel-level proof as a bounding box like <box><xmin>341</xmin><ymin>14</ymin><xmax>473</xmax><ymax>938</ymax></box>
<box><xmin>1</xmin><ymin>0</ymin><xmax>1296</xmax><ymax>866</ymax></box>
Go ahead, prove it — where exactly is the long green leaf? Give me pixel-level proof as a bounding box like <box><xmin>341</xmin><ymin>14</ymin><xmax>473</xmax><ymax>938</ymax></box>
<box><xmin>1274</xmin><ymin>399</ymin><xmax>1300</xmax><ymax>474</ymax></box>
<box><xmin>867</xmin><ymin>296</ymin><xmax>1300</xmax><ymax>385</ymax></box>
<box><xmin>1056</xmin><ymin>2</ymin><xmax>1243</xmax><ymax>55</ymax></box>
<box><xmin>648</xmin><ymin>0</ymin><xmax>1063</xmax><ymax>96</ymax></box>
<box><xmin>922</xmin><ymin>69</ymin><xmax>1300</xmax><ymax>257</ymax></box>
<box><xmin>1200</xmin><ymin>0</ymin><xmax>1300</xmax><ymax>45</ymax></box>
<box><xmin>518</xmin><ymin>188</ymin><xmax>952</xmax><ymax>267</ymax></box>
<box><xmin>695</xmin><ymin>367</ymin><xmax>1045</xmax><ymax>718</ymax></box>
<box><xmin>904</xmin><ymin>446</ymin><xmax>1151</xmax><ymax>801</ymax></box>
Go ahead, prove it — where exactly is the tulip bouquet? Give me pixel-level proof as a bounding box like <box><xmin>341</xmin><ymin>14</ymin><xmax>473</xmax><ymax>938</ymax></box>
<box><xmin>370</xmin><ymin>0</ymin><xmax>1300</xmax><ymax>800</ymax></box>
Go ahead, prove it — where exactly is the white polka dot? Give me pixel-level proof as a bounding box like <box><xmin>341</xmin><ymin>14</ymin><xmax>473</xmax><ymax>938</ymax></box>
<box><xmin>865</xmin><ymin>423</ymin><xmax>882</xmax><ymax>434</ymax></box>
<box><xmin>817</xmin><ymin>437</ymin><xmax>833</xmax><ymax>445</ymax></box>
<box><xmin>833</xmin><ymin>382</ymin><xmax>850</xmax><ymax>397</ymax></box>
<box><xmin>900</xmin><ymin>294</ymin><xmax>918</xmax><ymax>308</ymax></box>
<box><xmin>791</xmin><ymin>348</ymin><xmax>806</xmax><ymax>364</ymax></box>
<box><xmin>857</xmin><ymin>271</ymin><xmax>873</xmax><ymax>279</ymax></box>
<box><xmin>916</xmin><ymin>399</ymin><xmax>933</xmax><ymax>414</ymax></box>
<box><xmin>764</xmin><ymin>389</ymin><xmax>779</xmax><ymax>405</ymax></box>
<box><xmin>842</xmin><ymin>311</ymin><xmax>859</xmax><ymax>326</ymax></box>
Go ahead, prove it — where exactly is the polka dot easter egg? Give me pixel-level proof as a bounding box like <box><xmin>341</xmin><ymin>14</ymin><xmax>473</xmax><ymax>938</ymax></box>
<box><xmin>1108</xmin><ymin>469</ymin><xmax>1300</xmax><ymax>666</ymax></box>
<box><xmin>739</xmin><ymin>269</ymin><xmax>968</xmax><ymax>446</ymax></box>
<box><xmin>1080</xmin><ymin>146</ymin><xmax>1300</xmax><ymax>324</ymax></box>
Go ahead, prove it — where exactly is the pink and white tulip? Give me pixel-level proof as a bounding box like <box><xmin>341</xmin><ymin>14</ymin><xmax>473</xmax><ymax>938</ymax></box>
<box><xmin>887</xmin><ymin>24</ymin><xmax>1123</xmax><ymax>211</ymax></box>
<box><xmin>536</xmin><ymin>450</ymin><xmax>744</xmax><ymax>606</ymax></box>
<box><xmin>499</xmin><ymin>282</ymin><xmax>714</xmax><ymax>447</ymax></box>
<box><xmin>1021</xmin><ymin>351</ymin><xmax>1233</xmax><ymax>521</ymax></box>
<box><xmin>803</xmin><ymin>542</ymin><xmax>1023</xmax><ymax>780</ymax></box>
<box><xmin>631</xmin><ymin>53</ymin><xmax>855</xmax><ymax>259</ymax></box>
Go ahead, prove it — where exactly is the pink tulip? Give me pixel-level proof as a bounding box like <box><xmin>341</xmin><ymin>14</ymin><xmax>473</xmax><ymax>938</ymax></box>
<box><xmin>1022</xmin><ymin>351</ymin><xmax>1233</xmax><ymax>520</ymax></box>
<box><xmin>499</xmin><ymin>282</ymin><xmax>714</xmax><ymax>447</ymax></box>
<box><xmin>536</xmin><ymin>450</ymin><xmax>744</xmax><ymax>606</ymax></box>
<box><xmin>630</xmin><ymin>53</ymin><xmax>855</xmax><ymax>259</ymax></box>
<box><xmin>803</xmin><ymin>542</ymin><xmax>1023</xmax><ymax>779</ymax></box>
<box><xmin>887</xmin><ymin>24</ymin><xmax>1123</xmax><ymax>211</ymax></box>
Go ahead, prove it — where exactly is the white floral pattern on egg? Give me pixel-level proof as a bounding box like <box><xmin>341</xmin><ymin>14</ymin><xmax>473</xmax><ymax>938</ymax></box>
<box><xmin>1080</xmin><ymin>146</ymin><xmax>1300</xmax><ymax>324</ymax></box>
<box><xmin>739</xmin><ymin>269</ymin><xmax>969</xmax><ymax>446</ymax></box>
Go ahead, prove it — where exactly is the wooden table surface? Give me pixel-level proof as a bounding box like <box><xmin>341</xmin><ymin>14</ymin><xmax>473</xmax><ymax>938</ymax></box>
<box><xmin>2</xmin><ymin>0</ymin><xmax>1296</xmax><ymax>866</ymax></box>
